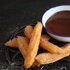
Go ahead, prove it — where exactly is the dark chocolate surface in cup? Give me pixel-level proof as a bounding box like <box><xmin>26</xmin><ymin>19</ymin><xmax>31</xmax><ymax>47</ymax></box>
<box><xmin>45</xmin><ymin>11</ymin><xmax>70</xmax><ymax>36</ymax></box>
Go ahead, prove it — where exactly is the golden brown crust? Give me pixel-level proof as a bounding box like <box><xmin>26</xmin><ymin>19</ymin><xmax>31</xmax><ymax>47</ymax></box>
<box><xmin>17</xmin><ymin>36</ymin><xmax>29</xmax><ymax>58</ymax></box>
<box><xmin>5</xmin><ymin>38</ymin><xmax>18</xmax><ymax>47</ymax></box>
<box><xmin>36</xmin><ymin>43</ymin><xmax>70</xmax><ymax>64</ymax></box>
<box><xmin>24</xmin><ymin>22</ymin><xmax>42</xmax><ymax>68</ymax></box>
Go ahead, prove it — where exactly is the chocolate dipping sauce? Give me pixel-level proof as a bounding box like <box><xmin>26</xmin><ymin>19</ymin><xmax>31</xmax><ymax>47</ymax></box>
<box><xmin>45</xmin><ymin>11</ymin><xmax>70</xmax><ymax>36</ymax></box>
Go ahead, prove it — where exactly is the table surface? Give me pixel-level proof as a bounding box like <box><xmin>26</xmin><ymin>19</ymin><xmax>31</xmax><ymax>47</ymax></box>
<box><xmin>0</xmin><ymin>0</ymin><xmax>70</xmax><ymax>70</ymax></box>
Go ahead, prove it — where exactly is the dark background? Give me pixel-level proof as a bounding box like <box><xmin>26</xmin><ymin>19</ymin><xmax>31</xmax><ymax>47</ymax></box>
<box><xmin>0</xmin><ymin>0</ymin><xmax>70</xmax><ymax>70</ymax></box>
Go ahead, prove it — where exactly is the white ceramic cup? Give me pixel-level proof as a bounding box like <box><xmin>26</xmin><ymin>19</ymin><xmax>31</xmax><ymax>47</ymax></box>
<box><xmin>42</xmin><ymin>5</ymin><xmax>70</xmax><ymax>42</ymax></box>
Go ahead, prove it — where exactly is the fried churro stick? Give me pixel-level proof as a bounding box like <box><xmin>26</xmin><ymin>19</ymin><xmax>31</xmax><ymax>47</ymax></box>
<box><xmin>5</xmin><ymin>25</ymin><xmax>33</xmax><ymax>48</ymax></box>
<box><xmin>17</xmin><ymin>36</ymin><xmax>29</xmax><ymax>58</ymax></box>
<box><xmin>40</xmin><ymin>37</ymin><xmax>62</xmax><ymax>53</ymax></box>
<box><xmin>24</xmin><ymin>22</ymin><xmax>42</xmax><ymax>68</ymax></box>
<box><xmin>36</xmin><ymin>43</ymin><xmax>70</xmax><ymax>65</ymax></box>
<box><xmin>24</xmin><ymin>25</ymin><xmax>62</xmax><ymax>54</ymax></box>
<box><xmin>5</xmin><ymin>38</ymin><xmax>18</xmax><ymax>48</ymax></box>
<box><xmin>24</xmin><ymin>25</ymin><xmax>33</xmax><ymax>39</ymax></box>
<box><xmin>5</xmin><ymin>36</ymin><xmax>29</xmax><ymax>57</ymax></box>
